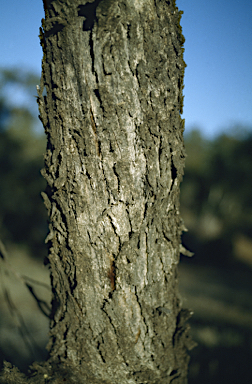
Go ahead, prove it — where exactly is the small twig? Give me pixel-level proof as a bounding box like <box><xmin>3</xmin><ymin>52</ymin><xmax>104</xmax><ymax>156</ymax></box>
<box><xmin>25</xmin><ymin>283</ymin><xmax>51</xmax><ymax>318</ymax></box>
<box><xmin>0</xmin><ymin>238</ymin><xmax>51</xmax><ymax>359</ymax></box>
<box><xmin>3</xmin><ymin>288</ymin><xmax>41</xmax><ymax>358</ymax></box>
<box><xmin>0</xmin><ymin>238</ymin><xmax>51</xmax><ymax>317</ymax></box>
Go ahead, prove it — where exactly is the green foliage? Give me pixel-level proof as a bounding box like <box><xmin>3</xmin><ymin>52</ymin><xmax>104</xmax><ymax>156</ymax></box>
<box><xmin>181</xmin><ymin>126</ymin><xmax>252</xmax><ymax>265</ymax></box>
<box><xmin>181</xmin><ymin>129</ymin><xmax>211</xmax><ymax>215</ymax></box>
<box><xmin>0</xmin><ymin>68</ymin><xmax>47</xmax><ymax>259</ymax></box>
<box><xmin>208</xmin><ymin>133</ymin><xmax>252</xmax><ymax>228</ymax></box>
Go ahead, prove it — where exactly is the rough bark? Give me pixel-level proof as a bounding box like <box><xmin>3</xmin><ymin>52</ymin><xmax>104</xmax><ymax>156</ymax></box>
<box><xmin>0</xmin><ymin>0</ymin><xmax>194</xmax><ymax>383</ymax></box>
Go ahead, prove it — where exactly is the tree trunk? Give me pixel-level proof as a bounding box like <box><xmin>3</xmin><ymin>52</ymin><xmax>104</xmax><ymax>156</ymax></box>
<box><xmin>36</xmin><ymin>0</ymin><xmax>191</xmax><ymax>382</ymax></box>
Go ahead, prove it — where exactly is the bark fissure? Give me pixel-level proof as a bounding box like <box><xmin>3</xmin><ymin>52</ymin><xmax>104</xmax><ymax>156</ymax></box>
<box><xmin>14</xmin><ymin>0</ymin><xmax>194</xmax><ymax>383</ymax></box>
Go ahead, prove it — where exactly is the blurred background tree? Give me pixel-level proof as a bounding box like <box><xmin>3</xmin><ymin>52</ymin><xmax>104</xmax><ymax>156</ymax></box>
<box><xmin>0</xmin><ymin>68</ymin><xmax>47</xmax><ymax>259</ymax></box>
<box><xmin>181</xmin><ymin>127</ymin><xmax>252</xmax><ymax>268</ymax></box>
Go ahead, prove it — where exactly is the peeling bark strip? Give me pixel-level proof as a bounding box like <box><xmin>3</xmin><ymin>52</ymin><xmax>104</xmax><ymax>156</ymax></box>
<box><xmin>38</xmin><ymin>0</ymin><xmax>191</xmax><ymax>382</ymax></box>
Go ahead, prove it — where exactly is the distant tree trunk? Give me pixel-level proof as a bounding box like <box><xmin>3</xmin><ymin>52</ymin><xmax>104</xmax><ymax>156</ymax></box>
<box><xmin>37</xmin><ymin>0</ymin><xmax>191</xmax><ymax>382</ymax></box>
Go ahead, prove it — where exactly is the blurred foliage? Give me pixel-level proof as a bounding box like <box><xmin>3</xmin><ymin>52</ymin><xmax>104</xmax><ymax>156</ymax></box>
<box><xmin>181</xmin><ymin>127</ymin><xmax>252</xmax><ymax>267</ymax></box>
<box><xmin>0</xmin><ymin>68</ymin><xmax>47</xmax><ymax>259</ymax></box>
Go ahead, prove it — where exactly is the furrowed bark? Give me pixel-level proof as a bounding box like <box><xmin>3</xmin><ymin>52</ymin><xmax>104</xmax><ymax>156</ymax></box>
<box><xmin>36</xmin><ymin>0</ymin><xmax>192</xmax><ymax>382</ymax></box>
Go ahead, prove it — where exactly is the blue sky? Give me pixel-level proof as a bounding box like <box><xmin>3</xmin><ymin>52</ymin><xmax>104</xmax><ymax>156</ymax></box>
<box><xmin>177</xmin><ymin>0</ymin><xmax>252</xmax><ymax>137</ymax></box>
<box><xmin>1</xmin><ymin>0</ymin><xmax>252</xmax><ymax>138</ymax></box>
